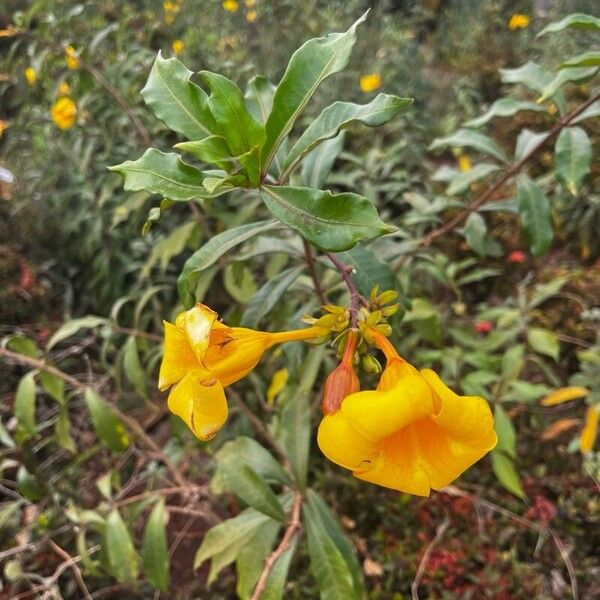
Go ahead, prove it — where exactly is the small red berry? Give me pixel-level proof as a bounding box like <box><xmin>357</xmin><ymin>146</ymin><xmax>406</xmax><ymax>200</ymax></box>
<box><xmin>507</xmin><ymin>250</ymin><xmax>526</xmax><ymax>263</ymax></box>
<box><xmin>475</xmin><ymin>321</ymin><xmax>493</xmax><ymax>334</ymax></box>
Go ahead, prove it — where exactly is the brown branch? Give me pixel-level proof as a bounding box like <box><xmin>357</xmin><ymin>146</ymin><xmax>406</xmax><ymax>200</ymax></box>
<box><xmin>0</xmin><ymin>347</ymin><xmax>189</xmax><ymax>488</ymax></box>
<box><xmin>411</xmin><ymin>518</ymin><xmax>450</xmax><ymax>600</ymax></box>
<box><xmin>250</xmin><ymin>491</ymin><xmax>302</xmax><ymax>600</ymax></box>
<box><xmin>422</xmin><ymin>91</ymin><xmax>600</xmax><ymax>247</ymax></box>
<box><xmin>326</xmin><ymin>253</ymin><xmax>364</xmax><ymax>328</ymax></box>
<box><xmin>111</xmin><ymin>325</ymin><xmax>162</xmax><ymax>342</ymax></box>
<box><xmin>48</xmin><ymin>540</ymin><xmax>93</xmax><ymax>600</ymax></box>
<box><xmin>444</xmin><ymin>486</ymin><xmax>578</xmax><ymax>600</ymax></box>
<box><xmin>302</xmin><ymin>239</ymin><xmax>328</xmax><ymax>305</ymax></box>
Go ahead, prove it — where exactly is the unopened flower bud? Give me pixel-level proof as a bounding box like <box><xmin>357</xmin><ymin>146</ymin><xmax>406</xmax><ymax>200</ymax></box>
<box><xmin>321</xmin><ymin>362</ymin><xmax>360</xmax><ymax>415</ymax></box>
<box><xmin>361</xmin><ymin>354</ymin><xmax>382</xmax><ymax>374</ymax></box>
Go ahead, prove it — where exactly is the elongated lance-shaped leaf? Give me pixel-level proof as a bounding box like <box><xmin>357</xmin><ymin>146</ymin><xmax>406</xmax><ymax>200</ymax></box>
<box><xmin>175</xmin><ymin>135</ymin><xmax>233</xmax><ymax>171</ymax></box>
<box><xmin>465</xmin><ymin>98</ymin><xmax>546</xmax><ymax>128</ymax></box>
<box><xmin>245</xmin><ymin>75</ymin><xmax>277</xmax><ymax>124</ymax></box>
<box><xmin>177</xmin><ymin>220</ymin><xmax>282</xmax><ymax>307</ymax></box>
<box><xmin>429</xmin><ymin>129</ymin><xmax>508</xmax><ymax>163</ymax></box>
<box><xmin>260</xmin><ymin>185</ymin><xmax>395</xmax><ymax>252</ymax></box>
<box><xmin>142</xmin><ymin>500</ymin><xmax>170</xmax><ymax>593</ymax></box>
<box><xmin>141</xmin><ymin>52</ymin><xmax>217</xmax><ymax>140</ymax></box>
<box><xmin>538</xmin><ymin>66</ymin><xmax>597</xmax><ymax>102</ymax></box>
<box><xmin>301</xmin><ymin>132</ymin><xmax>346</xmax><ymax>189</ymax></box>
<box><xmin>561</xmin><ymin>51</ymin><xmax>600</xmax><ymax>68</ymax></box>
<box><xmin>200</xmin><ymin>71</ymin><xmax>265</xmax><ymax>183</ymax></box>
<box><xmin>262</xmin><ymin>11</ymin><xmax>369</xmax><ymax>171</ymax></box>
<box><xmin>537</xmin><ymin>13</ymin><xmax>600</xmax><ymax>37</ymax></box>
<box><xmin>516</xmin><ymin>175</ymin><xmax>553</xmax><ymax>257</ymax></box>
<box><xmin>554</xmin><ymin>126</ymin><xmax>592</xmax><ymax>194</ymax></box>
<box><xmin>109</xmin><ymin>149</ymin><xmax>218</xmax><ymax>201</ymax></box>
<box><xmin>280</xmin><ymin>94</ymin><xmax>412</xmax><ymax>181</ymax></box>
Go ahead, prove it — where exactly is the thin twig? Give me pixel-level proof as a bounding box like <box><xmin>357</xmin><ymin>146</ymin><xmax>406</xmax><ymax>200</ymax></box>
<box><xmin>325</xmin><ymin>253</ymin><xmax>364</xmax><ymax>328</ymax></box>
<box><xmin>250</xmin><ymin>491</ymin><xmax>302</xmax><ymax>600</ymax></box>
<box><xmin>411</xmin><ymin>517</ymin><xmax>450</xmax><ymax>600</ymax></box>
<box><xmin>302</xmin><ymin>239</ymin><xmax>328</xmax><ymax>305</ymax></box>
<box><xmin>0</xmin><ymin>347</ymin><xmax>189</xmax><ymax>488</ymax></box>
<box><xmin>48</xmin><ymin>541</ymin><xmax>93</xmax><ymax>600</ymax></box>
<box><xmin>111</xmin><ymin>325</ymin><xmax>162</xmax><ymax>342</ymax></box>
<box><xmin>423</xmin><ymin>91</ymin><xmax>600</xmax><ymax>246</ymax></box>
<box><xmin>444</xmin><ymin>486</ymin><xmax>579</xmax><ymax>600</ymax></box>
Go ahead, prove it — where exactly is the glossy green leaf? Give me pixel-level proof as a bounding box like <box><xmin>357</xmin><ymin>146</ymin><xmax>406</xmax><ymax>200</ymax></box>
<box><xmin>14</xmin><ymin>372</ymin><xmax>36</xmax><ymax>437</ymax></box>
<box><xmin>16</xmin><ymin>466</ymin><xmax>44</xmax><ymax>502</ymax></box>
<box><xmin>514</xmin><ymin>129</ymin><xmax>547</xmax><ymax>161</ymax></box>
<box><xmin>260</xmin><ymin>185</ymin><xmax>395</xmax><ymax>252</ymax></box>
<box><xmin>141</xmin><ymin>52</ymin><xmax>216</xmax><ymax>140</ymax></box>
<box><xmin>516</xmin><ymin>176</ymin><xmax>553</xmax><ymax>257</ymax></box>
<box><xmin>47</xmin><ymin>315</ymin><xmax>108</xmax><ymax>350</ymax></box>
<box><xmin>554</xmin><ymin>126</ymin><xmax>592</xmax><ymax>194</ymax></box>
<box><xmin>463</xmin><ymin>212</ymin><xmax>502</xmax><ymax>257</ymax></box>
<box><xmin>262</xmin><ymin>11</ymin><xmax>368</xmax><ymax>169</ymax></box>
<box><xmin>494</xmin><ymin>405</ymin><xmax>516</xmax><ymax>458</ymax></box>
<box><xmin>105</xmin><ymin>509</ymin><xmax>140</xmax><ymax>585</ymax></box>
<box><xmin>258</xmin><ymin>538</ymin><xmax>297</xmax><ymax>600</ymax></box>
<box><xmin>175</xmin><ymin>135</ymin><xmax>233</xmax><ymax>170</ymax></box>
<box><xmin>571</xmin><ymin>100</ymin><xmax>600</xmax><ymax>124</ymax></box>
<box><xmin>224</xmin><ymin>263</ymin><xmax>258</xmax><ymax>303</ymax></box>
<box><xmin>561</xmin><ymin>51</ymin><xmax>600</xmax><ymax>68</ymax></box>
<box><xmin>241</xmin><ymin>265</ymin><xmax>304</xmax><ymax>328</ymax></box>
<box><xmin>220</xmin><ymin>460</ymin><xmax>285</xmax><ymax>521</ymax></box>
<box><xmin>109</xmin><ymin>149</ymin><xmax>217</xmax><ymax>201</ymax></box>
<box><xmin>538</xmin><ymin>66</ymin><xmax>597</xmax><ymax>102</ymax></box>
<box><xmin>177</xmin><ymin>220</ymin><xmax>281</xmax><ymax>307</ymax></box>
<box><xmin>465</xmin><ymin>98</ymin><xmax>546</xmax><ymax>128</ymax></box>
<box><xmin>335</xmin><ymin>244</ymin><xmax>399</xmax><ymax>298</ymax></box>
<box><xmin>300</xmin><ymin>133</ymin><xmax>346</xmax><ymax>189</ymax></box>
<box><xmin>446</xmin><ymin>163</ymin><xmax>500</xmax><ymax>195</ymax></box>
<box><xmin>123</xmin><ymin>337</ymin><xmax>146</xmax><ymax>397</ymax></box>
<box><xmin>281</xmin><ymin>94</ymin><xmax>412</xmax><ymax>180</ymax></box>
<box><xmin>537</xmin><ymin>13</ymin><xmax>600</xmax><ymax>36</ymax></box>
<box><xmin>245</xmin><ymin>75</ymin><xmax>276</xmax><ymax>124</ymax></box>
<box><xmin>83</xmin><ymin>388</ymin><xmax>129</xmax><ymax>452</ymax></box>
<box><xmin>429</xmin><ymin>129</ymin><xmax>508</xmax><ymax>163</ymax></box>
<box><xmin>142</xmin><ymin>499</ymin><xmax>170</xmax><ymax>593</ymax></box>
<box><xmin>528</xmin><ymin>327</ymin><xmax>560</xmax><ymax>360</ymax></box>
<box><xmin>491</xmin><ymin>451</ymin><xmax>525</xmax><ymax>499</ymax></box>
<box><xmin>304</xmin><ymin>503</ymin><xmax>358</xmax><ymax>600</ymax></box>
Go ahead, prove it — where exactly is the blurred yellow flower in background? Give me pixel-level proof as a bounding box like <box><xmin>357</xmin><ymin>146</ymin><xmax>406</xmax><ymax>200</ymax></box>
<box><xmin>458</xmin><ymin>154</ymin><xmax>472</xmax><ymax>173</ymax></box>
<box><xmin>267</xmin><ymin>368</ymin><xmax>288</xmax><ymax>404</ymax></box>
<box><xmin>163</xmin><ymin>0</ymin><xmax>181</xmax><ymax>24</ymax></box>
<box><xmin>24</xmin><ymin>67</ymin><xmax>37</xmax><ymax>85</ymax></box>
<box><xmin>172</xmin><ymin>39</ymin><xmax>184</xmax><ymax>55</ymax></box>
<box><xmin>223</xmin><ymin>0</ymin><xmax>239</xmax><ymax>12</ymax></box>
<box><xmin>0</xmin><ymin>119</ymin><xmax>9</xmax><ymax>137</ymax></box>
<box><xmin>51</xmin><ymin>97</ymin><xmax>77</xmax><ymax>130</ymax></box>
<box><xmin>508</xmin><ymin>14</ymin><xmax>530</xmax><ymax>30</ymax></box>
<box><xmin>58</xmin><ymin>81</ymin><xmax>71</xmax><ymax>96</ymax></box>
<box><xmin>65</xmin><ymin>45</ymin><xmax>79</xmax><ymax>70</ymax></box>
<box><xmin>359</xmin><ymin>73</ymin><xmax>381</xmax><ymax>93</ymax></box>
<box><xmin>245</xmin><ymin>0</ymin><xmax>256</xmax><ymax>6</ymax></box>
<box><xmin>580</xmin><ymin>406</ymin><xmax>598</xmax><ymax>453</ymax></box>
<box><xmin>246</xmin><ymin>10</ymin><xmax>257</xmax><ymax>23</ymax></box>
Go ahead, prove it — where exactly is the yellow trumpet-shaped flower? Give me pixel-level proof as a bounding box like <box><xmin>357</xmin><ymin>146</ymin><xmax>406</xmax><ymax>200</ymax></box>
<box><xmin>159</xmin><ymin>304</ymin><xmax>324</xmax><ymax>440</ymax></box>
<box><xmin>317</xmin><ymin>331</ymin><xmax>497</xmax><ymax>496</ymax></box>
<box><xmin>51</xmin><ymin>97</ymin><xmax>77</xmax><ymax>130</ymax></box>
<box><xmin>24</xmin><ymin>67</ymin><xmax>37</xmax><ymax>85</ymax></box>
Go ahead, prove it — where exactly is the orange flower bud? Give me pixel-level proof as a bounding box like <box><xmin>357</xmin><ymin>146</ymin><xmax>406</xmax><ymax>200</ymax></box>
<box><xmin>322</xmin><ymin>361</ymin><xmax>360</xmax><ymax>415</ymax></box>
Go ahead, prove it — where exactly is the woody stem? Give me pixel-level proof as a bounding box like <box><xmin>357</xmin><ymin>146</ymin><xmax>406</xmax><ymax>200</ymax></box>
<box><xmin>325</xmin><ymin>253</ymin><xmax>364</xmax><ymax>328</ymax></box>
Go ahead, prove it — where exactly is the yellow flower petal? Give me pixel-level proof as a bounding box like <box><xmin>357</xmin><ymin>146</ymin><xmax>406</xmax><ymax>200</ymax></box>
<box><xmin>580</xmin><ymin>406</ymin><xmax>598</xmax><ymax>453</ymax></box>
<box><xmin>359</xmin><ymin>73</ymin><xmax>381</xmax><ymax>93</ymax></box>
<box><xmin>158</xmin><ymin>320</ymin><xmax>200</xmax><ymax>390</ymax></box>
<box><xmin>458</xmin><ymin>154</ymin><xmax>471</xmax><ymax>173</ymax></box>
<box><xmin>167</xmin><ymin>371</ymin><xmax>228</xmax><ymax>441</ymax></box>
<box><xmin>177</xmin><ymin>303</ymin><xmax>217</xmax><ymax>365</ymax></box>
<box><xmin>171</xmin><ymin>39</ymin><xmax>184</xmax><ymax>55</ymax></box>
<box><xmin>51</xmin><ymin>96</ymin><xmax>77</xmax><ymax>130</ymax></box>
<box><xmin>508</xmin><ymin>14</ymin><xmax>529</xmax><ymax>30</ymax></box>
<box><xmin>24</xmin><ymin>67</ymin><xmax>37</xmax><ymax>85</ymax></box>
<box><xmin>246</xmin><ymin>10</ymin><xmax>257</xmax><ymax>23</ymax></box>
<box><xmin>421</xmin><ymin>369</ymin><xmax>495</xmax><ymax>444</ymax></box>
<box><xmin>222</xmin><ymin>0</ymin><xmax>239</xmax><ymax>11</ymax></box>
<box><xmin>341</xmin><ymin>374</ymin><xmax>434</xmax><ymax>441</ymax></box>
<box><xmin>317</xmin><ymin>414</ymin><xmax>379</xmax><ymax>471</ymax></box>
<box><xmin>65</xmin><ymin>45</ymin><xmax>79</xmax><ymax>70</ymax></box>
<box><xmin>541</xmin><ymin>386</ymin><xmax>589</xmax><ymax>406</ymax></box>
<box><xmin>266</xmin><ymin>367</ymin><xmax>288</xmax><ymax>404</ymax></box>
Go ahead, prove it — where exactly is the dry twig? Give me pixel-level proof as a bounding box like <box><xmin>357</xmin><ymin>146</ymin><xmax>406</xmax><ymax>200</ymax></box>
<box><xmin>411</xmin><ymin>517</ymin><xmax>450</xmax><ymax>600</ymax></box>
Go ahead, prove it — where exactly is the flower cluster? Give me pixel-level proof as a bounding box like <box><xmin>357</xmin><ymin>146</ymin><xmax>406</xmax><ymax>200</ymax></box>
<box><xmin>158</xmin><ymin>295</ymin><xmax>497</xmax><ymax>495</ymax></box>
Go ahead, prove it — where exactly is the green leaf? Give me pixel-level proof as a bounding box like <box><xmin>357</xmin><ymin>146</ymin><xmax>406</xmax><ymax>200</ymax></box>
<box><xmin>142</xmin><ymin>499</ymin><xmax>170</xmax><ymax>593</ymax></box>
<box><xmin>236</xmin><ymin>520</ymin><xmax>281</xmax><ymax>600</ymax></box>
<box><xmin>177</xmin><ymin>220</ymin><xmax>281</xmax><ymax>307</ymax></box>
<box><xmin>142</xmin><ymin>221</ymin><xmax>196</xmax><ymax>277</ymax></box>
<box><xmin>538</xmin><ymin>66</ymin><xmax>597</xmax><ymax>102</ymax></box>
<box><xmin>105</xmin><ymin>509</ymin><xmax>140</xmax><ymax>585</ymax></box>
<box><xmin>55</xmin><ymin>407</ymin><xmax>77</xmax><ymax>453</ymax></box>
<box><xmin>516</xmin><ymin>176</ymin><xmax>553</xmax><ymax>257</ymax></box>
<box><xmin>502</xmin><ymin>345</ymin><xmax>524</xmax><ymax>381</ymax></box>
<box><xmin>194</xmin><ymin>507</ymin><xmax>272</xmax><ymax>583</ymax></box>
<box><xmin>123</xmin><ymin>337</ymin><xmax>146</xmax><ymax>397</ymax></box>
<box><xmin>109</xmin><ymin>149</ymin><xmax>217</xmax><ymax>201</ymax></box>
<box><xmin>83</xmin><ymin>388</ymin><xmax>129</xmax><ymax>452</ymax></box>
<box><xmin>306</xmin><ymin>491</ymin><xmax>364</xmax><ymax>597</ymax></box>
<box><xmin>220</xmin><ymin>460</ymin><xmax>285</xmax><ymax>521</ymax></box>
<box><xmin>224</xmin><ymin>263</ymin><xmax>258</xmax><ymax>303</ymax></box>
<box><xmin>561</xmin><ymin>51</ymin><xmax>600</xmax><ymax>68</ymax></box>
<box><xmin>514</xmin><ymin>129</ymin><xmax>547</xmax><ymax>161</ymax></box>
<box><xmin>14</xmin><ymin>372</ymin><xmax>36</xmax><ymax>437</ymax></box>
<box><xmin>175</xmin><ymin>135</ymin><xmax>233</xmax><ymax>171</ymax></box>
<box><xmin>429</xmin><ymin>129</ymin><xmax>508</xmax><ymax>163</ymax></box>
<box><xmin>304</xmin><ymin>503</ymin><xmax>358</xmax><ymax>600</ymax></box>
<box><xmin>528</xmin><ymin>327</ymin><xmax>560</xmax><ymax>360</ymax></box>
<box><xmin>258</xmin><ymin>538</ymin><xmax>297</xmax><ymax>600</ymax></box>
<box><xmin>491</xmin><ymin>451</ymin><xmax>525</xmax><ymax>499</ymax></box>
<box><xmin>571</xmin><ymin>100</ymin><xmax>600</xmax><ymax>124</ymax></box>
<box><xmin>281</xmin><ymin>94</ymin><xmax>412</xmax><ymax>180</ymax></box>
<box><xmin>47</xmin><ymin>315</ymin><xmax>108</xmax><ymax>349</ymax></box>
<box><xmin>446</xmin><ymin>163</ymin><xmax>500</xmax><ymax>195</ymax></box>
<box><xmin>463</xmin><ymin>212</ymin><xmax>503</xmax><ymax>257</ymax></box>
<box><xmin>465</xmin><ymin>98</ymin><xmax>546</xmax><ymax>128</ymax></box>
<box><xmin>39</xmin><ymin>371</ymin><xmax>65</xmax><ymax>405</ymax></box>
<box><xmin>494</xmin><ymin>405</ymin><xmax>516</xmax><ymax>458</ymax></box>
<box><xmin>554</xmin><ymin>126</ymin><xmax>592</xmax><ymax>194</ymax></box>
<box><xmin>335</xmin><ymin>243</ymin><xmax>399</xmax><ymax>298</ymax></box>
<box><xmin>262</xmin><ymin>11</ymin><xmax>368</xmax><ymax>170</ymax></box>
<box><xmin>537</xmin><ymin>13</ymin><xmax>600</xmax><ymax>36</ymax></box>
<box><xmin>6</xmin><ymin>334</ymin><xmax>38</xmax><ymax>358</ymax></box>
<box><xmin>300</xmin><ymin>133</ymin><xmax>346</xmax><ymax>189</ymax></box>
<box><xmin>260</xmin><ymin>185</ymin><xmax>394</xmax><ymax>252</ymax></box>
<box><xmin>241</xmin><ymin>265</ymin><xmax>304</xmax><ymax>328</ymax></box>
<box><xmin>16</xmin><ymin>466</ymin><xmax>44</xmax><ymax>502</ymax></box>
<box><xmin>245</xmin><ymin>75</ymin><xmax>276</xmax><ymax>125</ymax></box>
<box><xmin>141</xmin><ymin>51</ymin><xmax>217</xmax><ymax>140</ymax></box>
